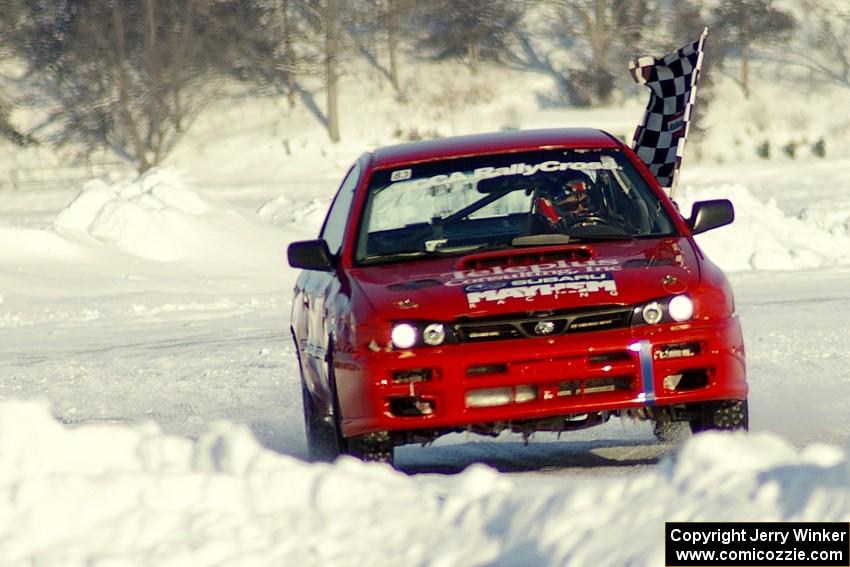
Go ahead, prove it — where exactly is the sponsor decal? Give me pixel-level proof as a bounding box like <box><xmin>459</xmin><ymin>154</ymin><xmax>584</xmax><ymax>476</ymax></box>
<box><xmin>390</xmin><ymin>168</ymin><xmax>412</xmax><ymax>181</ymax></box>
<box><xmin>464</xmin><ymin>281</ymin><xmax>508</xmax><ymax>292</ymax></box>
<box><xmin>391</xmin><ymin>160</ymin><xmax>620</xmax><ymax>191</ymax></box>
<box><xmin>465</xmin><ymin>272</ymin><xmax>618</xmax><ymax>307</ymax></box>
<box><xmin>392</xmin><ymin>298</ymin><xmax>419</xmax><ymax>310</ymax></box>
<box><xmin>533</xmin><ymin>320</ymin><xmax>556</xmax><ymax>335</ymax></box>
<box><xmin>444</xmin><ymin>259</ymin><xmax>620</xmax><ymax>287</ymax></box>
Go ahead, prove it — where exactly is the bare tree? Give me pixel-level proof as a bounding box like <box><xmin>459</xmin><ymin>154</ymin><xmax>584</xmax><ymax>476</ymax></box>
<box><xmin>323</xmin><ymin>0</ymin><xmax>342</xmax><ymax>142</ymax></box>
<box><xmin>341</xmin><ymin>0</ymin><xmax>415</xmax><ymax>96</ymax></box>
<box><xmin>219</xmin><ymin>0</ymin><xmax>348</xmax><ymax>143</ymax></box>
<box><xmin>281</xmin><ymin>1</ymin><xmax>301</xmax><ymax>106</ymax></box>
<box><xmin>386</xmin><ymin>0</ymin><xmax>403</xmax><ymax>92</ymax></box>
<box><xmin>0</xmin><ymin>88</ymin><xmax>36</xmax><ymax>147</ymax></box>
<box><xmin>227</xmin><ymin>1</ymin><xmax>321</xmax><ymax>110</ymax></box>
<box><xmin>3</xmin><ymin>0</ymin><xmax>255</xmax><ymax>172</ymax></box>
<box><xmin>0</xmin><ymin>5</ymin><xmax>36</xmax><ymax>147</ymax></box>
<box><xmin>300</xmin><ymin>0</ymin><xmax>349</xmax><ymax>142</ymax></box>
<box><xmin>548</xmin><ymin>0</ymin><xmax>657</xmax><ymax>105</ymax></box>
<box><xmin>711</xmin><ymin>0</ymin><xmax>795</xmax><ymax>96</ymax></box>
<box><xmin>413</xmin><ymin>0</ymin><xmax>527</xmax><ymax>71</ymax></box>
<box><xmin>791</xmin><ymin>0</ymin><xmax>850</xmax><ymax>86</ymax></box>
<box><xmin>0</xmin><ymin>2</ymin><xmax>36</xmax><ymax>145</ymax></box>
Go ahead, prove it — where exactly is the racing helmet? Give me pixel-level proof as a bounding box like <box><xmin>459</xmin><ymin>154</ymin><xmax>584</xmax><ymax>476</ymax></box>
<box><xmin>534</xmin><ymin>172</ymin><xmax>594</xmax><ymax>225</ymax></box>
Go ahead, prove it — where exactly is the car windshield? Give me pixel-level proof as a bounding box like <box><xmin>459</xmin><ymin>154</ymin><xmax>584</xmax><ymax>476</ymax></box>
<box><xmin>355</xmin><ymin>149</ymin><xmax>677</xmax><ymax>264</ymax></box>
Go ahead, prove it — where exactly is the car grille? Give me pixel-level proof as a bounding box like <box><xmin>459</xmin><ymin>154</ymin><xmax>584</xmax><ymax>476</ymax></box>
<box><xmin>452</xmin><ymin>306</ymin><xmax>632</xmax><ymax>343</ymax></box>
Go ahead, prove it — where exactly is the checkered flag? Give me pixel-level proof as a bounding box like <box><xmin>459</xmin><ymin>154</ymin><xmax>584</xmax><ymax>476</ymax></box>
<box><xmin>630</xmin><ymin>28</ymin><xmax>708</xmax><ymax>193</ymax></box>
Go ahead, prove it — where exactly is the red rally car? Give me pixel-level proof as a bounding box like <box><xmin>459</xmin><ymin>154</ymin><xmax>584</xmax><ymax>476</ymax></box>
<box><xmin>288</xmin><ymin>128</ymin><xmax>747</xmax><ymax>464</ymax></box>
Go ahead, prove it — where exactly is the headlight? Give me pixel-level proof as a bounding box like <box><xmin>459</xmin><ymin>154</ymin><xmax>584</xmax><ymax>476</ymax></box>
<box><xmin>390</xmin><ymin>321</ymin><xmax>453</xmax><ymax>349</ymax></box>
<box><xmin>642</xmin><ymin>302</ymin><xmax>664</xmax><ymax>325</ymax></box>
<box><xmin>668</xmin><ymin>294</ymin><xmax>694</xmax><ymax>322</ymax></box>
<box><xmin>633</xmin><ymin>295</ymin><xmax>695</xmax><ymax>326</ymax></box>
<box><xmin>422</xmin><ymin>323</ymin><xmax>447</xmax><ymax>346</ymax></box>
<box><xmin>391</xmin><ymin>323</ymin><xmax>418</xmax><ymax>349</ymax></box>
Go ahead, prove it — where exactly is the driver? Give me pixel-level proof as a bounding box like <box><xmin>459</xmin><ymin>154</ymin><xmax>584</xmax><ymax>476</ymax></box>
<box><xmin>534</xmin><ymin>172</ymin><xmax>601</xmax><ymax>232</ymax></box>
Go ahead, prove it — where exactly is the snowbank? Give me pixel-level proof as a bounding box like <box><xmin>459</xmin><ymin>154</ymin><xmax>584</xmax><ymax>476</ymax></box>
<box><xmin>2</xmin><ymin>400</ymin><xmax>850</xmax><ymax>566</ymax></box>
<box><xmin>55</xmin><ymin>168</ymin><xmax>286</xmax><ymax>266</ymax></box>
<box><xmin>0</xmin><ymin>169</ymin><xmax>293</xmax><ymax>305</ymax></box>
<box><xmin>257</xmin><ymin>195</ymin><xmax>329</xmax><ymax>236</ymax></box>
<box><xmin>677</xmin><ymin>184</ymin><xmax>850</xmax><ymax>272</ymax></box>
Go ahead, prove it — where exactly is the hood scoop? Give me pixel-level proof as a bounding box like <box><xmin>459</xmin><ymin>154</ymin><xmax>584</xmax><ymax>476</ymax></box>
<box><xmin>622</xmin><ymin>258</ymin><xmax>676</xmax><ymax>268</ymax></box>
<box><xmin>388</xmin><ymin>279</ymin><xmax>443</xmax><ymax>291</ymax></box>
<box><xmin>457</xmin><ymin>247</ymin><xmax>593</xmax><ymax>271</ymax></box>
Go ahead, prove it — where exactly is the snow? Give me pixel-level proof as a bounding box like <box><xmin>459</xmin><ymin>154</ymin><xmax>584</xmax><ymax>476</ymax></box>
<box><xmin>2</xmin><ymin>46</ymin><xmax>850</xmax><ymax>565</ymax></box>
<box><xmin>676</xmin><ymin>182</ymin><xmax>850</xmax><ymax>271</ymax></box>
<box><xmin>2</xmin><ymin>401</ymin><xmax>850</xmax><ymax>566</ymax></box>
<box><xmin>53</xmin><ymin>169</ymin><xmax>281</xmax><ymax>268</ymax></box>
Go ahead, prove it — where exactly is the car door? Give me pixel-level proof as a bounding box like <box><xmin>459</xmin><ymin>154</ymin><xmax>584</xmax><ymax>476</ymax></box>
<box><xmin>299</xmin><ymin>160</ymin><xmax>362</xmax><ymax>415</ymax></box>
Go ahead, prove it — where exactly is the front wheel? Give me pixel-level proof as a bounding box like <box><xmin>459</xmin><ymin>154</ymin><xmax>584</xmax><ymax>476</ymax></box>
<box><xmin>347</xmin><ymin>431</ymin><xmax>394</xmax><ymax>465</ymax></box>
<box><xmin>652</xmin><ymin>418</ymin><xmax>691</xmax><ymax>444</ymax></box>
<box><xmin>302</xmin><ymin>380</ymin><xmax>343</xmax><ymax>461</ymax></box>
<box><xmin>325</xmin><ymin>353</ymin><xmax>395</xmax><ymax>466</ymax></box>
<box><xmin>689</xmin><ymin>400</ymin><xmax>749</xmax><ymax>434</ymax></box>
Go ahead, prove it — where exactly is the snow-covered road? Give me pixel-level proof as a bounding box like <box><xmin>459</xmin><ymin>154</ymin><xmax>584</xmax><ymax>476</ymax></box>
<box><xmin>734</xmin><ymin>268</ymin><xmax>850</xmax><ymax>446</ymax></box>
<box><xmin>0</xmin><ymin>297</ymin><xmax>303</xmax><ymax>454</ymax></box>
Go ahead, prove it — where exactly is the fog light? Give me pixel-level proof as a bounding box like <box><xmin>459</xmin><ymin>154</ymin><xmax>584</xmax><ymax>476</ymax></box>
<box><xmin>558</xmin><ymin>380</ymin><xmax>580</xmax><ymax>397</ymax></box>
<box><xmin>466</xmin><ymin>364</ymin><xmax>508</xmax><ymax>376</ymax></box>
<box><xmin>389</xmin><ymin>396</ymin><xmax>435</xmax><ymax>417</ymax></box>
<box><xmin>514</xmin><ymin>385</ymin><xmax>537</xmax><ymax>403</ymax></box>
<box><xmin>422</xmin><ymin>323</ymin><xmax>446</xmax><ymax>346</ymax></box>
<box><xmin>642</xmin><ymin>302</ymin><xmax>663</xmax><ymax>325</ymax></box>
<box><xmin>656</xmin><ymin>343</ymin><xmax>700</xmax><ymax>360</ymax></box>
<box><xmin>466</xmin><ymin>387</ymin><xmax>512</xmax><ymax>408</ymax></box>
<box><xmin>663</xmin><ymin>374</ymin><xmax>683</xmax><ymax>390</ymax></box>
<box><xmin>391</xmin><ymin>323</ymin><xmax>417</xmax><ymax>349</ymax></box>
<box><xmin>668</xmin><ymin>295</ymin><xmax>694</xmax><ymax>322</ymax></box>
<box><xmin>392</xmin><ymin>369</ymin><xmax>433</xmax><ymax>383</ymax></box>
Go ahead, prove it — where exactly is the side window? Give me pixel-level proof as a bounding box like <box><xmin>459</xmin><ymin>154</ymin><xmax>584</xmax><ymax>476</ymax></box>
<box><xmin>321</xmin><ymin>161</ymin><xmax>361</xmax><ymax>256</ymax></box>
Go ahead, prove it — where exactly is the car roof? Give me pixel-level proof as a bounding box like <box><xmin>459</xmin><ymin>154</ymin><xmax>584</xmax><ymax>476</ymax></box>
<box><xmin>369</xmin><ymin>128</ymin><xmax>622</xmax><ymax>169</ymax></box>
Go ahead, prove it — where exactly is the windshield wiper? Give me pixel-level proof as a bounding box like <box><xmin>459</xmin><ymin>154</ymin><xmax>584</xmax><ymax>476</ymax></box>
<box><xmin>359</xmin><ymin>250</ymin><xmax>440</xmax><ymax>265</ymax></box>
<box><xmin>510</xmin><ymin>230</ymin><xmax>634</xmax><ymax>246</ymax></box>
<box><xmin>563</xmin><ymin>223</ymin><xmax>635</xmax><ymax>241</ymax></box>
<box><xmin>565</xmin><ymin>232</ymin><xmax>635</xmax><ymax>242</ymax></box>
<box><xmin>511</xmin><ymin>234</ymin><xmax>572</xmax><ymax>246</ymax></box>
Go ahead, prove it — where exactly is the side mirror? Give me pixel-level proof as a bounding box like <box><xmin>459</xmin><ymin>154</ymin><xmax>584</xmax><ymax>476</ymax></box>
<box><xmin>688</xmin><ymin>199</ymin><xmax>734</xmax><ymax>235</ymax></box>
<box><xmin>288</xmin><ymin>239</ymin><xmax>334</xmax><ymax>271</ymax></box>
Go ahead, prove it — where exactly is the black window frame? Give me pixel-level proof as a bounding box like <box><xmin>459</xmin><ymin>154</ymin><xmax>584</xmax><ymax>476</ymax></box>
<box><xmin>320</xmin><ymin>160</ymin><xmax>362</xmax><ymax>257</ymax></box>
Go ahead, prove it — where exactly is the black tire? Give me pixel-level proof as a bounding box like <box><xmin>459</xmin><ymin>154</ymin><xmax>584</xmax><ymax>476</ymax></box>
<box><xmin>302</xmin><ymin>379</ymin><xmax>343</xmax><ymax>461</ymax></box>
<box><xmin>689</xmin><ymin>400</ymin><xmax>749</xmax><ymax>434</ymax></box>
<box><xmin>347</xmin><ymin>431</ymin><xmax>394</xmax><ymax>465</ymax></box>
<box><xmin>652</xmin><ymin>418</ymin><xmax>691</xmax><ymax>444</ymax></box>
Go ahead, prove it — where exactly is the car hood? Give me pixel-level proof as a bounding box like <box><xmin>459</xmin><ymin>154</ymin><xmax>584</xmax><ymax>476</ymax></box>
<box><xmin>350</xmin><ymin>238</ymin><xmax>701</xmax><ymax>320</ymax></box>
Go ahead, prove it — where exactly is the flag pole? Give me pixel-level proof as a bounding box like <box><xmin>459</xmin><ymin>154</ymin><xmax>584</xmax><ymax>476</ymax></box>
<box><xmin>629</xmin><ymin>27</ymin><xmax>709</xmax><ymax>200</ymax></box>
<box><xmin>670</xmin><ymin>27</ymin><xmax>708</xmax><ymax>199</ymax></box>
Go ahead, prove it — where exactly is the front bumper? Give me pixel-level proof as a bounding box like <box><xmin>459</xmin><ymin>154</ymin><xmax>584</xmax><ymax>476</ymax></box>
<box><xmin>334</xmin><ymin>316</ymin><xmax>747</xmax><ymax>438</ymax></box>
